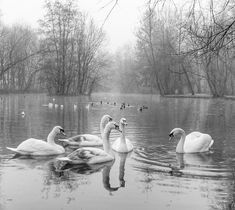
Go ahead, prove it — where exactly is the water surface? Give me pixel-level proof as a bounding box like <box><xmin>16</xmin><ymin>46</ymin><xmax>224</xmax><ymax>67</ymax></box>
<box><xmin>0</xmin><ymin>93</ymin><xmax>235</xmax><ymax>210</ymax></box>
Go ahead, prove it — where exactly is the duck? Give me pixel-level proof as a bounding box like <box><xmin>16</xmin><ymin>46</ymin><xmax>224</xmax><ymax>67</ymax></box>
<box><xmin>6</xmin><ymin>126</ymin><xmax>66</xmax><ymax>156</ymax></box>
<box><xmin>57</xmin><ymin>121</ymin><xmax>121</xmax><ymax>165</ymax></box>
<box><xmin>21</xmin><ymin>111</ymin><xmax>25</xmax><ymax>117</ymax></box>
<box><xmin>169</xmin><ymin>128</ymin><xmax>214</xmax><ymax>153</ymax></box>
<box><xmin>85</xmin><ymin>103</ymin><xmax>91</xmax><ymax>109</ymax></box>
<box><xmin>48</xmin><ymin>103</ymin><xmax>53</xmax><ymax>108</ymax></box>
<box><xmin>58</xmin><ymin>114</ymin><xmax>113</xmax><ymax>147</ymax></box>
<box><xmin>138</xmin><ymin>106</ymin><xmax>143</xmax><ymax>112</ymax></box>
<box><xmin>112</xmin><ymin>118</ymin><xmax>133</xmax><ymax>153</ymax></box>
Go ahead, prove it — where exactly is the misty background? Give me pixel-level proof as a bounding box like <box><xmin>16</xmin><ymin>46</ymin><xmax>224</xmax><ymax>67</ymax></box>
<box><xmin>0</xmin><ymin>0</ymin><xmax>233</xmax><ymax>97</ymax></box>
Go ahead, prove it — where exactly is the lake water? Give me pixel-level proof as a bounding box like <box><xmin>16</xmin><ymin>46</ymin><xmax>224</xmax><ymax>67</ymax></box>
<box><xmin>0</xmin><ymin>93</ymin><xmax>235</xmax><ymax>210</ymax></box>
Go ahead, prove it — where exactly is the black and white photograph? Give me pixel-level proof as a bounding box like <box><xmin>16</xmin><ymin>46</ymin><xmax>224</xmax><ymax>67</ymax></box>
<box><xmin>0</xmin><ymin>0</ymin><xmax>234</xmax><ymax>209</ymax></box>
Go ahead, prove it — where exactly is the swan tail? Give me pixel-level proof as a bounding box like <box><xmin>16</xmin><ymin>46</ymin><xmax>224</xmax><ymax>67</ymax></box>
<box><xmin>6</xmin><ymin>147</ymin><xmax>18</xmax><ymax>153</ymax></box>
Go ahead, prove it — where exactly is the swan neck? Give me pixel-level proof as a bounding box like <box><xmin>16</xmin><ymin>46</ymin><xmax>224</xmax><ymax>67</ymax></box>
<box><xmin>103</xmin><ymin>128</ymin><xmax>112</xmax><ymax>153</ymax></box>
<box><xmin>100</xmin><ymin>118</ymin><xmax>106</xmax><ymax>138</ymax></box>
<box><xmin>120</xmin><ymin>124</ymin><xmax>126</xmax><ymax>143</ymax></box>
<box><xmin>47</xmin><ymin>130</ymin><xmax>56</xmax><ymax>144</ymax></box>
<box><xmin>176</xmin><ymin>132</ymin><xmax>186</xmax><ymax>153</ymax></box>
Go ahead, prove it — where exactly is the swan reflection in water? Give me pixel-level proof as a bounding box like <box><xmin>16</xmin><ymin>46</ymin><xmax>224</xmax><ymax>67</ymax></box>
<box><xmin>10</xmin><ymin>153</ymin><xmax>58</xmax><ymax>169</ymax></box>
<box><xmin>169</xmin><ymin>152</ymin><xmax>215</xmax><ymax>178</ymax></box>
<box><xmin>103</xmin><ymin>152</ymin><xmax>130</xmax><ymax>193</ymax></box>
<box><xmin>176</xmin><ymin>152</ymin><xmax>214</xmax><ymax>169</ymax></box>
<box><xmin>117</xmin><ymin>152</ymin><xmax>129</xmax><ymax>187</ymax></box>
<box><xmin>9</xmin><ymin>150</ymin><xmax>131</xmax><ymax>194</ymax></box>
<box><xmin>53</xmin><ymin>151</ymin><xmax>131</xmax><ymax>193</ymax></box>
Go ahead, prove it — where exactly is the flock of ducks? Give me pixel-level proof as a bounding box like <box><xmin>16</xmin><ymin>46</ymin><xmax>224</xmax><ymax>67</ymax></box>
<box><xmin>43</xmin><ymin>99</ymin><xmax>148</xmax><ymax>113</ymax></box>
<box><xmin>6</xmin><ymin>112</ymin><xmax>214</xmax><ymax>168</ymax></box>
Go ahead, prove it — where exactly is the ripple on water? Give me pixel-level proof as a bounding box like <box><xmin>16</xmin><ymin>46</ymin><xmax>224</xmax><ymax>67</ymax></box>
<box><xmin>132</xmin><ymin>145</ymin><xmax>235</xmax><ymax>180</ymax></box>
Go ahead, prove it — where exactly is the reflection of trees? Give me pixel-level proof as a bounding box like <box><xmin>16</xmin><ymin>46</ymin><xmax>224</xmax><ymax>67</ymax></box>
<box><xmin>1</xmin><ymin>94</ymin><xmax>92</xmax><ymax>152</ymax></box>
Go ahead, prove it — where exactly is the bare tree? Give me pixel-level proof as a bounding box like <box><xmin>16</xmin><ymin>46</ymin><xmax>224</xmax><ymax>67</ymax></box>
<box><xmin>39</xmin><ymin>0</ymin><xmax>107</xmax><ymax>95</ymax></box>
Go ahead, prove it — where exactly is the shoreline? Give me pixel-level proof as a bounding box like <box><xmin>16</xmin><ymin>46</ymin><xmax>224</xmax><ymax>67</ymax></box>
<box><xmin>163</xmin><ymin>94</ymin><xmax>235</xmax><ymax>100</ymax></box>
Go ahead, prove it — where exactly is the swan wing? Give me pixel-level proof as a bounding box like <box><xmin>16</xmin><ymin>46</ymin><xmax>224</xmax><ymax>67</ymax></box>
<box><xmin>81</xmin><ymin>134</ymin><xmax>101</xmax><ymax>141</ymax></box>
<box><xmin>79</xmin><ymin>134</ymin><xmax>102</xmax><ymax>146</ymax></box>
<box><xmin>125</xmin><ymin>138</ymin><xmax>134</xmax><ymax>151</ymax></box>
<box><xmin>16</xmin><ymin>138</ymin><xmax>59</xmax><ymax>155</ymax></box>
<box><xmin>58</xmin><ymin>135</ymin><xmax>83</xmax><ymax>144</ymax></box>
<box><xmin>58</xmin><ymin>134</ymin><xmax>102</xmax><ymax>146</ymax></box>
<box><xmin>67</xmin><ymin>147</ymin><xmax>113</xmax><ymax>164</ymax></box>
<box><xmin>184</xmin><ymin>132</ymin><xmax>213</xmax><ymax>153</ymax></box>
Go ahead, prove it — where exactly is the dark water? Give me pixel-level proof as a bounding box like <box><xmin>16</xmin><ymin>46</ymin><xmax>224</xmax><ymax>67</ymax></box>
<box><xmin>0</xmin><ymin>93</ymin><xmax>235</xmax><ymax>210</ymax></box>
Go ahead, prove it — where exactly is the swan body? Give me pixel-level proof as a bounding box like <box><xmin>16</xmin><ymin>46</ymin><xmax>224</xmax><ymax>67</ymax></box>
<box><xmin>7</xmin><ymin>126</ymin><xmax>66</xmax><ymax>156</ymax></box>
<box><xmin>58</xmin><ymin>115</ymin><xmax>112</xmax><ymax>147</ymax></box>
<box><xmin>112</xmin><ymin>118</ymin><xmax>133</xmax><ymax>153</ymax></box>
<box><xmin>57</xmin><ymin>121</ymin><xmax>121</xmax><ymax>165</ymax></box>
<box><xmin>169</xmin><ymin>128</ymin><xmax>214</xmax><ymax>153</ymax></box>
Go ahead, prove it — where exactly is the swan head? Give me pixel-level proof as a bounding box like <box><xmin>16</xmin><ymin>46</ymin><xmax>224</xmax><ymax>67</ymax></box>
<box><xmin>52</xmin><ymin>126</ymin><xmax>66</xmax><ymax>136</ymax></box>
<box><xmin>120</xmin><ymin>118</ymin><xmax>128</xmax><ymax>126</ymax></box>
<box><xmin>105</xmin><ymin>121</ymin><xmax>122</xmax><ymax>133</ymax></box>
<box><xmin>101</xmin><ymin>114</ymin><xmax>113</xmax><ymax>123</ymax></box>
<box><xmin>169</xmin><ymin>128</ymin><xmax>185</xmax><ymax>140</ymax></box>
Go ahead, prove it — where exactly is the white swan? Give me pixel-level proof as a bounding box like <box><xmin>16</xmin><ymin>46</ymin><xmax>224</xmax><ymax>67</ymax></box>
<box><xmin>58</xmin><ymin>114</ymin><xmax>112</xmax><ymax>147</ymax></box>
<box><xmin>57</xmin><ymin>121</ymin><xmax>121</xmax><ymax>165</ymax></box>
<box><xmin>169</xmin><ymin>128</ymin><xmax>214</xmax><ymax>153</ymax></box>
<box><xmin>112</xmin><ymin>118</ymin><xmax>133</xmax><ymax>153</ymax></box>
<box><xmin>6</xmin><ymin>126</ymin><xmax>66</xmax><ymax>156</ymax></box>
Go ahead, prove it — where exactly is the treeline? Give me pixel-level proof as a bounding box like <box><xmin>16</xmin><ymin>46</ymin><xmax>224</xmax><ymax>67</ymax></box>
<box><xmin>1</xmin><ymin>0</ymin><xmax>235</xmax><ymax>97</ymax></box>
<box><xmin>109</xmin><ymin>0</ymin><xmax>235</xmax><ymax>97</ymax></box>
<box><xmin>0</xmin><ymin>0</ymin><xmax>108</xmax><ymax>95</ymax></box>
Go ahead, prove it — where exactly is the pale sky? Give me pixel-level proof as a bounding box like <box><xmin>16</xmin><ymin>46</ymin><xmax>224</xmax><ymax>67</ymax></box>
<box><xmin>0</xmin><ymin>0</ymin><xmax>145</xmax><ymax>51</ymax></box>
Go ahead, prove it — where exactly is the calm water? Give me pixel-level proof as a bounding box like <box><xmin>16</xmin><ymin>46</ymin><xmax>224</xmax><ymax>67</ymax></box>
<box><xmin>0</xmin><ymin>93</ymin><xmax>235</xmax><ymax>210</ymax></box>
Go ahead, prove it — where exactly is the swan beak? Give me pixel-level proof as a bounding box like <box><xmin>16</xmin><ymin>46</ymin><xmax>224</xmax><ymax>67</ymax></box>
<box><xmin>115</xmin><ymin>124</ymin><xmax>122</xmax><ymax>132</ymax></box>
<box><xmin>109</xmin><ymin>117</ymin><xmax>113</xmax><ymax>122</ymax></box>
<box><xmin>60</xmin><ymin>129</ymin><xmax>66</xmax><ymax>137</ymax></box>
<box><xmin>169</xmin><ymin>133</ymin><xmax>174</xmax><ymax>141</ymax></box>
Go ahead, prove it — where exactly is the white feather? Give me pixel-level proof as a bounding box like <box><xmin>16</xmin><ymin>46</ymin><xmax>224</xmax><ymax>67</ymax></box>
<box><xmin>6</xmin><ymin>126</ymin><xmax>65</xmax><ymax>156</ymax></box>
<box><xmin>56</xmin><ymin>121</ymin><xmax>119</xmax><ymax>165</ymax></box>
